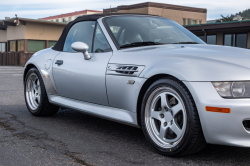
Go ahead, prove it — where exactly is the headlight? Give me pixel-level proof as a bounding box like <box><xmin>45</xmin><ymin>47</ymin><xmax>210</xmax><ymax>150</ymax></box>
<box><xmin>212</xmin><ymin>82</ymin><xmax>250</xmax><ymax>98</ymax></box>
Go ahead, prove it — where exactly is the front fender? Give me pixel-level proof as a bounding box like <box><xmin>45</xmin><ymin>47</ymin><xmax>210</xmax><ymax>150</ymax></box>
<box><xmin>23</xmin><ymin>48</ymin><xmax>60</xmax><ymax>95</ymax></box>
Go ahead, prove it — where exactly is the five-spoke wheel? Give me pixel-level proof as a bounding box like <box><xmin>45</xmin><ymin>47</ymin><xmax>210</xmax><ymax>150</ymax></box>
<box><xmin>145</xmin><ymin>87</ymin><xmax>187</xmax><ymax>148</ymax></box>
<box><xmin>26</xmin><ymin>73</ymin><xmax>41</xmax><ymax>111</ymax></box>
<box><xmin>24</xmin><ymin>67</ymin><xmax>59</xmax><ymax>116</ymax></box>
<box><xmin>141</xmin><ymin>78</ymin><xmax>206</xmax><ymax>156</ymax></box>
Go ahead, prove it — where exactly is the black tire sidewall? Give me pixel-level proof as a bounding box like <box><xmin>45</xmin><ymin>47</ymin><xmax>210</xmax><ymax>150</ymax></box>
<box><xmin>141</xmin><ymin>78</ymin><xmax>195</xmax><ymax>156</ymax></box>
<box><xmin>24</xmin><ymin>68</ymin><xmax>46</xmax><ymax>116</ymax></box>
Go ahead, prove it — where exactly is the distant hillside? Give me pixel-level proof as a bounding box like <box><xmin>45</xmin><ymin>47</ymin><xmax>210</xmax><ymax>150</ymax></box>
<box><xmin>216</xmin><ymin>8</ymin><xmax>250</xmax><ymax>22</ymax></box>
<box><xmin>234</xmin><ymin>9</ymin><xmax>250</xmax><ymax>19</ymax></box>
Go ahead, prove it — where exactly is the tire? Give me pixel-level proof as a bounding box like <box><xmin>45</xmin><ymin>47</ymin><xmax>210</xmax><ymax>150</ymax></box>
<box><xmin>24</xmin><ymin>67</ymin><xmax>59</xmax><ymax>116</ymax></box>
<box><xmin>141</xmin><ymin>77</ymin><xmax>206</xmax><ymax>156</ymax></box>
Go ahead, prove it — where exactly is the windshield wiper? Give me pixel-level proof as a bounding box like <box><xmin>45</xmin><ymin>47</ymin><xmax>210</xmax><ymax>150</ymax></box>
<box><xmin>171</xmin><ymin>42</ymin><xmax>199</xmax><ymax>44</ymax></box>
<box><xmin>120</xmin><ymin>42</ymin><xmax>162</xmax><ymax>48</ymax></box>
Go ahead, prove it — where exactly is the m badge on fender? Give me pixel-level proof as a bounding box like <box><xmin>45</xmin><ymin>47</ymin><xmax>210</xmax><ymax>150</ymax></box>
<box><xmin>127</xmin><ymin>80</ymin><xmax>135</xmax><ymax>85</ymax></box>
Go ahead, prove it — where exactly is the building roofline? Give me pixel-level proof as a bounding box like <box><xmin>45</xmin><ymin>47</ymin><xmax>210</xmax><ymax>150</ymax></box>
<box><xmin>103</xmin><ymin>2</ymin><xmax>207</xmax><ymax>13</ymax></box>
<box><xmin>39</xmin><ymin>9</ymin><xmax>103</xmax><ymax>20</ymax></box>
<box><xmin>19</xmin><ymin>17</ymin><xmax>67</xmax><ymax>25</ymax></box>
<box><xmin>185</xmin><ymin>19</ymin><xmax>250</xmax><ymax>27</ymax></box>
<box><xmin>0</xmin><ymin>17</ymin><xmax>67</xmax><ymax>27</ymax></box>
<box><xmin>185</xmin><ymin>19</ymin><xmax>250</xmax><ymax>31</ymax></box>
<box><xmin>0</xmin><ymin>25</ymin><xmax>7</xmax><ymax>30</ymax></box>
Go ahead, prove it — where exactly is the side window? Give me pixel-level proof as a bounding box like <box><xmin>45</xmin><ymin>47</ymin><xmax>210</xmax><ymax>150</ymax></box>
<box><xmin>63</xmin><ymin>21</ymin><xmax>96</xmax><ymax>52</ymax></box>
<box><xmin>93</xmin><ymin>24</ymin><xmax>112</xmax><ymax>53</ymax></box>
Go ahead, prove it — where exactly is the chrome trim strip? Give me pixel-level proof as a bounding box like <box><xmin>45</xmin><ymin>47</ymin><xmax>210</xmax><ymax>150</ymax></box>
<box><xmin>108</xmin><ymin>69</ymin><xmax>139</xmax><ymax>72</ymax></box>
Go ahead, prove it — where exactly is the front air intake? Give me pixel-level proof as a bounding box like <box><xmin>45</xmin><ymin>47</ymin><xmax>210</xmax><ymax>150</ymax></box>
<box><xmin>106</xmin><ymin>64</ymin><xmax>145</xmax><ymax>77</ymax></box>
<box><xmin>115</xmin><ymin>66</ymin><xmax>138</xmax><ymax>74</ymax></box>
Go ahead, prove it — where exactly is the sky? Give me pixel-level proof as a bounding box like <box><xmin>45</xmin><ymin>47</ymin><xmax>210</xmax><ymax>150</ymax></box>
<box><xmin>0</xmin><ymin>0</ymin><xmax>249</xmax><ymax>20</ymax></box>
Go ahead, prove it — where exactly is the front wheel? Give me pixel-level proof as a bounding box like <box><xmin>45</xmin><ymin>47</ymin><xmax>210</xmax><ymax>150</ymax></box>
<box><xmin>24</xmin><ymin>67</ymin><xmax>59</xmax><ymax>116</ymax></box>
<box><xmin>141</xmin><ymin>78</ymin><xmax>206</xmax><ymax>156</ymax></box>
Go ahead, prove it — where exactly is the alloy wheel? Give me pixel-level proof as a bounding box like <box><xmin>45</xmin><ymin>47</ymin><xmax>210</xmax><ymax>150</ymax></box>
<box><xmin>145</xmin><ymin>87</ymin><xmax>187</xmax><ymax>148</ymax></box>
<box><xmin>25</xmin><ymin>73</ymin><xmax>41</xmax><ymax>111</ymax></box>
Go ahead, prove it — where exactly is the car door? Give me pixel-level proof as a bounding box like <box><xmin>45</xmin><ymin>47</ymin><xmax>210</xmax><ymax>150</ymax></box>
<box><xmin>52</xmin><ymin>21</ymin><xmax>112</xmax><ymax>106</ymax></box>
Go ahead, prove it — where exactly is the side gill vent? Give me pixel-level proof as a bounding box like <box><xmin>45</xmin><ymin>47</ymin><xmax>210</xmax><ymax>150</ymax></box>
<box><xmin>116</xmin><ymin>66</ymin><xmax>138</xmax><ymax>74</ymax></box>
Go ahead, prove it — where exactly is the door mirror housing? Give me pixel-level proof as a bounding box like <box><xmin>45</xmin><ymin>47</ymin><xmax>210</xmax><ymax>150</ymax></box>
<box><xmin>71</xmin><ymin>42</ymin><xmax>91</xmax><ymax>60</ymax></box>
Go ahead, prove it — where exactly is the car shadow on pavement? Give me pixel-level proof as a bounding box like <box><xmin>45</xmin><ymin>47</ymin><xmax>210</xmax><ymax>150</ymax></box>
<box><xmin>2</xmin><ymin>105</ymin><xmax>250</xmax><ymax>166</ymax></box>
<box><xmin>52</xmin><ymin>108</ymin><xmax>250</xmax><ymax>165</ymax></box>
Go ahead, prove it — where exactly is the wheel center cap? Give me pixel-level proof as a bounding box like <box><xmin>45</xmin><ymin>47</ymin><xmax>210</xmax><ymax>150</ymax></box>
<box><xmin>164</xmin><ymin>111</ymin><xmax>173</xmax><ymax>122</ymax></box>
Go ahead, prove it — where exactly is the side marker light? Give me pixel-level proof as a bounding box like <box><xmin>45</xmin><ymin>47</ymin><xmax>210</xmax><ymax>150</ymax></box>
<box><xmin>205</xmin><ymin>106</ymin><xmax>231</xmax><ymax>113</ymax></box>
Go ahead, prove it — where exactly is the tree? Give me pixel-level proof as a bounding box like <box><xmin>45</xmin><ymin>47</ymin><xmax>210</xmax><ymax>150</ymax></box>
<box><xmin>235</xmin><ymin>9</ymin><xmax>250</xmax><ymax>19</ymax></box>
<box><xmin>215</xmin><ymin>9</ymin><xmax>250</xmax><ymax>23</ymax></box>
<box><xmin>216</xmin><ymin>15</ymin><xmax>234</xmax><ymax>22</ymax></box>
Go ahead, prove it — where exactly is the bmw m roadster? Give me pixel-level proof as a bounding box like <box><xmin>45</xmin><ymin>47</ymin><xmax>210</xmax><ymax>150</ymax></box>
<box><xmin>23</xmin><ymin>13</ymin><xmax>250</xmax><ymax>156</ymax></box>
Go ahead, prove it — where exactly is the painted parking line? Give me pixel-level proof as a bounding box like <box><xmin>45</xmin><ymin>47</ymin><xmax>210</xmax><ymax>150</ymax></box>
<box><xmin>0</xmin><ymin>67</ymin><xmax>23</xmax><ymax>76</ymax></box>
<box><xmin>0</xmin><ymin>69</ymin><xmax>24</xmax><ymax>70</ymax></box>
<box><xmin>0</xmin><ymin>72</ymin><xmax>23</xmax><ymax>74</ymax></box>
<box><xmin>12</xmin><ymin>74</ymin><xmax>23</xmax><ymax>76</ymax></box>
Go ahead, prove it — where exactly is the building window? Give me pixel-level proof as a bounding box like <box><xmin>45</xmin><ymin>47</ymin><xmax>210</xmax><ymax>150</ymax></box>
<box><xmin>196</xmin><ymin>35</ymin><xmax>217</xmax><ymax>44</ymax></box>
<box><xmin>17</xmin><ymin>40</ymin><xmax>24</xmax><ymax>51</ymax></box>
<box><xmin>62</xmin><ymin>18</ymin><xmax>66</xmax><ymax>22</ymax></box>
<box><xmin>236</xmin><ymin>34</ymin><xmax>248</xmax><ymax>48</ymax></box>
<box><xmin>69</xmin><ymin>17</ymin><xmax>71</xmax><ymax>22</ymax></box>
<box><xmin>224</xmin><ymin>34</ymin><xmax>235</xmax><ymax>47</ymax></box>
<box><xmin>0</xmin><ymin>43</ymin><xmax>6</xmax><ymax>52</ymax></box>
<box><xmin>183</xmin><ymin>18</ymin><xmax>186</xmax><ymax>25</ymax></box>
<box><xmin>9</xmin><ymin>41</ymin><xmax>16</xmax><ymax>52</ymax></box>
<box><xmin>197</xmin><ymin>36</ymin><xmax>205</xmax><ymax>42</ymax></box>
<box><xmin>49</xmin><ymin>41</ymin><xmax>57</xmax><ymax>48</ymax></box>
<box><xmin>192</xmin><ymin>20</ymin><xmax>197</xmax><ymax>25</ymax></box>
<box><xmin>187</xmin><ymin>19</ymin><xmax>192</xmax><ymax>25</ymax></box>
<box><xmin>224</xmin><ymin>33</ymin><xmax>247</xmax><ymax>48</ymax></box>
<box><xmin>207</xmin><ymin>35</ymin><xmax>217</xmax><ymax>45</ymax></box>
<box><xmin>27</xmin><ymin>40</ymin><xmax>46</xmax><ymax>52</ymax></box>
<box><xmin>199</xmin><ymin>20</ymin><xmax>202</xmax><ymax>24</ymax></box>
<box><xmin>56</xmin><ymin>19</ymin><xmax>59</xmax><ymax>22</ymax></box>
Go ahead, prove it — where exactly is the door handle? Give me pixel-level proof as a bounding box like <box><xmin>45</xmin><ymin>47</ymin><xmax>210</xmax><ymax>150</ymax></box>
<box><xmin>55</xmin><ymin>60</ymin><xmax>63</xmax><ymax>65</ymax></box>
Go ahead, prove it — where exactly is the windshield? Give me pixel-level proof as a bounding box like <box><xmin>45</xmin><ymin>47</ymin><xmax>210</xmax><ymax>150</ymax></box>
<box><xmin>104</xmin><ymin>16</ymin><xmax>205</xmax><ymax>48</ymax></box>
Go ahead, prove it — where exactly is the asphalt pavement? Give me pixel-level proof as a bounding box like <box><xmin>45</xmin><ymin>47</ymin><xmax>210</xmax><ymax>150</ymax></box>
<box><xmin>0</xmin><ymin>66</ymin><xmax>250</xmax><ymax>166</ymax></box>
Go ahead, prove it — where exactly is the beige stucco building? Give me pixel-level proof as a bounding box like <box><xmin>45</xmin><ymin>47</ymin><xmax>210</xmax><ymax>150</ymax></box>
<box><xmin>103</xmin><ymin>2</ymin><xmax>207</xmax><ymax>25</ymax></box>
<box><xmin>0</xmin><ymin>18</ymin><xmax>66</xmax><ymax>53</ymax></box>
<box><xmin>0</xmin><ymin>30</ymin><xmax>7</xmax><ymax>42</ymax></box>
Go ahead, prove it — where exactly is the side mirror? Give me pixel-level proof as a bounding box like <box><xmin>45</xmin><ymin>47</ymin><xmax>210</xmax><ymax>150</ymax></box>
<box><xmin>71</xmin><ymin>42</ymin><xmax>91</xmax><ymax>60</ymax></box>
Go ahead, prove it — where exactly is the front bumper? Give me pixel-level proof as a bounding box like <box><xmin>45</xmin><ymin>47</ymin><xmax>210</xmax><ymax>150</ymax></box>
<box><xmin>184</xmin><ymin>81</ymin><xmax>250</xmax><ymax>147</ymax></box>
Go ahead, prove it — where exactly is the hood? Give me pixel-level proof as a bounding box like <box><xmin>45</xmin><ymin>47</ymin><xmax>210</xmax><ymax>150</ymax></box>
<box><xmin>110</xmin><ymin>44</ymin><xmax>250</xmax><ymax>81</ymax></box>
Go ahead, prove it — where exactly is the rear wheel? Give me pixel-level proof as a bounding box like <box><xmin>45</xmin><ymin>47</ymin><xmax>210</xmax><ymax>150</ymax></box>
<box><xmin>141</xmin><ymin>78</ymin><xmax>206</xmax><ymax>156</ymax></box>
<box><xmin>24</xmin><ymin>67</ymin><xmax>59</xmax><ymax>116</ymax></box>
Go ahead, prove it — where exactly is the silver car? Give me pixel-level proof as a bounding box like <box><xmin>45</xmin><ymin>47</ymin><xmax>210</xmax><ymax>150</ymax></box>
<box><xmin>23</xmin><ymin>13</ymin><xmax>250</xmax><ymax>156</ymax></box>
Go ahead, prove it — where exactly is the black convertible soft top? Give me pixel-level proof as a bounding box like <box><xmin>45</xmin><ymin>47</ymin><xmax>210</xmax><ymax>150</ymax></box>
<box><xmin>52</xmin><ymin>13</ymin><xmax>156</xmax><ymax>51</ymax></box>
